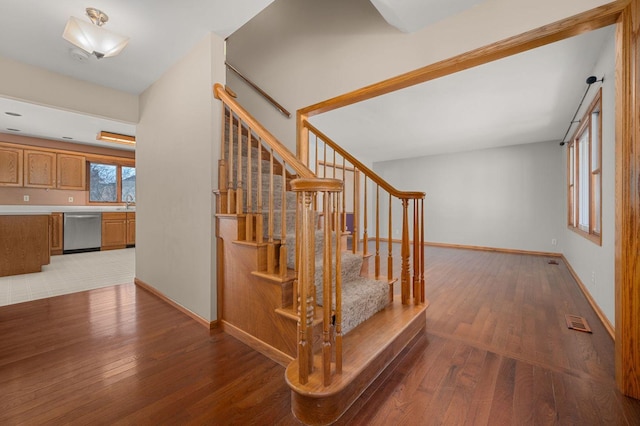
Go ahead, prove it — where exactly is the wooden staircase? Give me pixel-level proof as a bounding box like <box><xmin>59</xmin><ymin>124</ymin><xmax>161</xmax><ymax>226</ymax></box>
<box><xmin>213</xmin><ymin>84</ymin><xmax>427</xmax><ymax>425</ymax></box>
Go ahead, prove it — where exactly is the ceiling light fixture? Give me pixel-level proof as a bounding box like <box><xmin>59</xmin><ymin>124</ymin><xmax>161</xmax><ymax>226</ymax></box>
<box><xmin>62</xmin><ymin>8</ymin><xmax>129</xmax><ymax>59</ymax></box>
<box><xmin>97</xmin><ymin>131</ymin><xmax>135</xmax><ymax>146</ymax></box>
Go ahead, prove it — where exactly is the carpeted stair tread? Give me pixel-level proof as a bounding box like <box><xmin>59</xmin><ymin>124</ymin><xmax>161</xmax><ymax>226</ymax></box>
<box><xmin>316</xmin><ymin>276</ymin><xmax>389</xmax><ymax>334</ymax></box>
<box><xmin>227</xmin><ymin>137</ymin><xmax>391</xmax><ymax>336</ymax></box>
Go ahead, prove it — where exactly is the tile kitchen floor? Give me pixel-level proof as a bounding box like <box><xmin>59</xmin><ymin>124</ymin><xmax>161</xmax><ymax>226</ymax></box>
<box><xmin>0</xmin><ymin>248</ymin><xmax>135</xmax><ymax>306</ymax></box>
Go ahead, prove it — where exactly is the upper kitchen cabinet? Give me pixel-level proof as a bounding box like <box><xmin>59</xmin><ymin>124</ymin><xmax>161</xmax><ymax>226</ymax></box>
<box><xmin>57</xmin><ymin>154</ymin><xmax>85</xmax><ymax>190</ymax></box>
<box><xmin>23</xmin><ymin>150</ymin><xmax>86</xmax><ymax>189</ymax></box>
<box><xmin>24</xmin><ymin>150</ymin><xmax>56</xmax><ymax>188</ymax></box>
<box><xmin>0</xmin><ymin>146</ymin><xmax>23</xmax><ymax>186</ymax></box>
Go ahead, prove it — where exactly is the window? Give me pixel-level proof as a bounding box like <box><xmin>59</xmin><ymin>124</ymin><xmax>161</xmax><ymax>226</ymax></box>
<box><xmin>121</xmin><ymin>166</ymin><xmax>136</xmax><ymax>203</ymax></box>
<box><xmin>567</xmin><ymin>89</ymin><xmax>602</xmax><ymax>244</ymax></box>
<box><xmin>89</xmin><ymin>162</ymin><xmax>135</xmax><ymax>204</ymax></box>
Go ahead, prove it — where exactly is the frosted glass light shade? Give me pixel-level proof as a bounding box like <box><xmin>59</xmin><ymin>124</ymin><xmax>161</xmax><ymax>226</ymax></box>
<box><xmin>62</xmin><ymin>16</ymin><xmax>129</xmax><ymax>58</ymax></box>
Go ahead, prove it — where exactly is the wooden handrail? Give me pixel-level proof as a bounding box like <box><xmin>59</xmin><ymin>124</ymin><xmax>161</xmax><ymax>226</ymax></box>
<box><xmin>225</xmin><ymin>62</ymin><xmax>292</xmax><ymax>118</ymax></box>
<box><xmin>303</xmin><ymin>120</ymin><xmax>425</xmax><ymax>200</ymax></box>
<box><xmin>214</xmin><ymin>83</ymin><xmax>313</xmax><ymax>179</ymax></box>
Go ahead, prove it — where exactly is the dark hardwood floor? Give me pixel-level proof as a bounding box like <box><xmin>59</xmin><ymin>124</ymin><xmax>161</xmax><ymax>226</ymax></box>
<box><xmin>2</xmin><ymin>247</ymin><xmax>639</xmax><ymax>425</ymax></box>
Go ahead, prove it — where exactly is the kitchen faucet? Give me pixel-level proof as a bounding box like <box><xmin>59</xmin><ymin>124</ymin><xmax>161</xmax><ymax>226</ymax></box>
<box><xmin>125</xmin><ymin>194</ymin><xmax>134</xmax><ymax>209</ymax></box>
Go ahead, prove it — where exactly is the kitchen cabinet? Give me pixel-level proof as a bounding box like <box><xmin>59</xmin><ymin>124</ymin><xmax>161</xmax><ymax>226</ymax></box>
<box><xmin>101</xmin><ymin>212</ymin><xmax>127</xmax><ymax>250</ymax></box>
<box><xmin>57</xmin><ymin>154</ymin><xmax>85</xmax><ymax>190</ymax></box>
<box><xmin>0</xmin><ymin>146</ymin><xmax>23</xmax><ymax>186</ymax></box>
<box><xmin>24</xmin><ymin>150</ymin><xmax>56</xmax><ymax>188</ymax></box>
<box><xmin>0</xmin><ymin>215</ymin><xmax>50</xmax><ymax>277</ymax></box>
<box><xmin>50</xmin><ymin>212</ymin><xmax>63</xmax><ymax>255</ymax></box>
<box><xmin>126</xmin><ymin>212</ymin><xmax>135</xmax><ymax>246</ymax></box>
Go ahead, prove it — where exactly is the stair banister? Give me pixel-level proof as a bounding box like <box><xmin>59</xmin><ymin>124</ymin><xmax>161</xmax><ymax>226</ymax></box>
<box><xmin>225</xmin><ymin>62</ymin><xmax>292</xmax><ymax>119</ymax></box>
<box><xmin>302</xmin><ymin>121</ymin><xmax>424</xmax><ymax>199</ymax></box>
<box><xmin>214</xmin><ymin>84</ymin><xmax>313</xmax><ymax>179</ymax></box>
<box><xmin>300</xmin><ymin>120</ymin><xmax>425</xmax><ymax>306</ymax></box>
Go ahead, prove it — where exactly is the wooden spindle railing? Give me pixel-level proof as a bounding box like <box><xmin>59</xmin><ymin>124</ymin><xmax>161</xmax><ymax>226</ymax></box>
<box><xmin>214</xmin><ymin>83</ymin><xmax>348</xmax><ymax>388</ymax></box>
<box><xmin>301</xmin><ymin>120</ymin><xmax>425</xmax><ymax>306</ymax></box>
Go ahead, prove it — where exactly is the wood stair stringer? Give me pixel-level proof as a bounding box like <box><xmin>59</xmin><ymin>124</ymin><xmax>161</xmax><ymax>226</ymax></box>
<box><xmin>217</xmin><ymin>214</ymin><xmax>298</xmax><ymax>362</ymax></box>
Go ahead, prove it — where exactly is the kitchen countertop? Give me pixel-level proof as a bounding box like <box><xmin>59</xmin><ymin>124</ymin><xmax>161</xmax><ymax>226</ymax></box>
<box><xmin>0</xmin><ymin>206</ymin><xmax>135</xmax><ymax>215</ymax></box>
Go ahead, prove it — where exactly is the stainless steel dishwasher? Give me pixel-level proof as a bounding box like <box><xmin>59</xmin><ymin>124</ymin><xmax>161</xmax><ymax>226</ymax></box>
<box><xmin>63</xmin><ymin>212</ymin><xmax>102</xmax><ymax>254</ymax></box>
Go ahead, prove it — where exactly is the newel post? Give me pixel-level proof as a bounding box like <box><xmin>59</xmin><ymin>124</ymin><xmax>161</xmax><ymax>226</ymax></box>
<box><xmin>290</xmin><ymin>177</ymin><xmax>343</xmax><ymax>386</ymax></box>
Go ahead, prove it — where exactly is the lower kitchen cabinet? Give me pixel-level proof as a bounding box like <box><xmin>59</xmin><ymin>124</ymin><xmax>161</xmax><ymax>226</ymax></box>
<box><xmin>50</xmin><ymin>212</ymin><xmax>63</xmax><ymax>255</ymax></box>
<box><xmin>126</xmin><ymin>212</ymin><xmax>135</xmax><ymax>246</ymax></box>
<box><xmin>101</xmin><ymin>212</ymin><xmax>127</xmax><ymax>250</ymax></box>
<box><xmin>0</xmin><ymin>215</ymin><xmax>50</xmax><ymax>277</ymax></box>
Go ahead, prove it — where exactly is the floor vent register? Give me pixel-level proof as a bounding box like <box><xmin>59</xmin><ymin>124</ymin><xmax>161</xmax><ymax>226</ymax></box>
<box><xmin>565</xmin><ymin>314</ymin><xmax>592</xmax><ymax>333</ymax></box>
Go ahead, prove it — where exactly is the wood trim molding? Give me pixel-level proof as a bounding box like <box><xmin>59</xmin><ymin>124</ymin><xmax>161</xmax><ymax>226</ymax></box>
<box><xmin>221</xmin><ymin>320</ymin><xmax>294</xmax><ymax>367</ymax></box>
<box><xmin>615</xmin><ymin>0</ymin><xmax>640</xmax><ymax>399</ymax></box>
<box><xmin>375</xmin><ymin>237</ymin><xmax>562</xmax><ymax>258</ymax></box>
<box><xmin>297</xmin><ymin>2</ymin><xmax>626</xmax><ymax>119</ymax></box>
<box><xmin>561</xmin><ymin>255</ymin><xmax>615</xmax><ymax>340</ymax></box>
<box><xmin>0</xmin><ymin>133</ymin><xmax>135</xmax><ymax>159</ymax></box>
<box><xmin>423</xmin><ymin>241</ymin><xmax>562</xmax><ymax>258</ymax></box>
<box><xmin>134</xmin><ymin>278</ymin><xmax>217</xmax><ymax>330</ymax></box>
<box><xmin>296</xmin><ymin>1</ymin><xmax>627</xmax><ymax>166</ymax></box>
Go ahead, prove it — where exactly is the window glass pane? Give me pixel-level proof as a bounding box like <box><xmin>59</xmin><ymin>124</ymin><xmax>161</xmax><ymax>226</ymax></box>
<box><xmin>569</xmin><ymin>185</ymin><xmax>575</xmax><ymax>226</ymax></box>
<box><xmin>591</xmin><ymin>110</ymin><xmax>600</xmax><ymax>171</ymax></box>
<box><xmin>122</xmin><ymin>166</ymin><xmax>136</xmax><ymax>203</ymax></box>
<box><xmin>593</xmin><ymin>174</ymin><xmax>601</xmax><ymax>234</ymax></box>
<box><xmin>569</xmin><ymin>144</ymin><xmax>574</xmax><ymax>184</ymax></box>
<box><xmin>578</xmin><ymin>132</ymin><xmax>590</xmax><ymax>231</ymax></box>
<box><xmin>89</xmin><ymin>163</ymin><xmax>117</xmax><ymax>202</ymax></box>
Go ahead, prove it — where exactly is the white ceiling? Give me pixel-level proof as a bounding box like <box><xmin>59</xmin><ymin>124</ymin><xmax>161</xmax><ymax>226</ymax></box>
<box><xmin>0</xmin><ymin>0</ymin><xmax>274</xmax><ymax>150</ymax></box>
<box><xmin>310</xmin><ymin>25</ymin><xmax>614</xmax><ymax>163</ymax></box>
<box><xmin>0</xmin><ymin>0</ymin><xmax>274</xmax><ymax>94</ymax></box>
<box><xmin>0</xmin><ymin>1</ymin><xmax>614</xmax><ymax>160</ymax></box>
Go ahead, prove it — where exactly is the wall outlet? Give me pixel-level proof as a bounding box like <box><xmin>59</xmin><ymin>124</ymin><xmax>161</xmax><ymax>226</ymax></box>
<box><xmin>551</xmin><ymin>238</ymin><xmax>557</xmax><ymax>246</ymax></box>
<box><xmin>68</xmin><ymin>197</ymin><xmax>74</xmax><ymax>203</ymax></box>
<box><xmin>591</xmin><ymin>271</ymin><xmax>596</xmax><ymax>285</ymax></box>
<box><xmin>23</xmin><ymin>195</ymin><xmax>29</xmax><ymax>202</ymax></box>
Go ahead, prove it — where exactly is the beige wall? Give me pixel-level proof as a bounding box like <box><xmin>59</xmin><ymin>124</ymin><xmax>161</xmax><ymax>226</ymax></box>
<box><xmin>374</xmin><ymin>140</ymin><xmax>564</xmax><ymax>253</ymax></box>
<box><xmin>136</xmin><ymin>33</ymin><xmax>225</xmax><ymax>321</ymax></box>
<box><xmin>227</xmin><ymin>0</ymin><xmax>612</xmax><ymax>151</ymax></box>
<box><xmin>562</xmin><ymin>29</ymin><xmax>616</xmax><ymax>326</ymax></box>
<box><xmin>0</xmin><ymin>56</ymin><xmax>138</xmax><ymax>123</ymax></box>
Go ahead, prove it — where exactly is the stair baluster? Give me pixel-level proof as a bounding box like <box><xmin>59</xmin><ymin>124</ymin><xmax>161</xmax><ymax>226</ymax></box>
<box><xmin>218</xmin><ymin>105</ymin><xmax>228</xmax><ymax>214</ymax></box>
<box><xmin>363</xmin><ymin>175</ymin><xmax>368</xmax><ymax>256</ymax></box>
<box><xmin>401</xmin><ymin>199</ymin><xmax>410</xmax><ymax>305</ymax></box>
<box><xmin>235</xmin><ymin>116</ymin><xmax>243</xmax><ymax>216</ymax></box>
<box><xmin>280</xmin><ymin>160</ymin><xmax>287</xmax><ymax>277</ymax></box>
<box><xmin>256</xmin><ymin>138</ymin><xmax>264</xmax><ymax>244</ymax></box>
<box><xmin>388</xmin><ymin>193</ymin><xmax>393</xmax><ymax>300</ymax></box>
<box><xmin>375</xmin><ymin>184</ymin><xmax>380</xmax><ymax>278</ymax></box>
<box><xmin>228</xmin><ymin>112</ymin><xmax>235</xmax><ymax>214</ymax></box>
<box><xmin>267</xmin><ymin>148</ymin><xmax>276</xmax><ymax>274</ymax></box>
<box><xmin>333</xmin><ymin>191</ymin><xmax>343</xmax><ymax>374</ymax></box>
<box><xmin>245</xmin><ymin>128</ymin><xmax>254</xmax><ymax>241</ymax></box>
